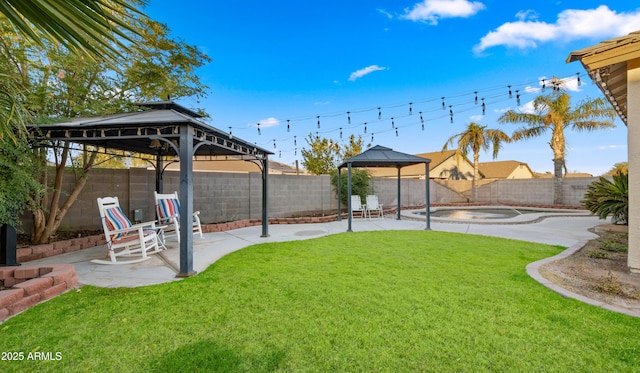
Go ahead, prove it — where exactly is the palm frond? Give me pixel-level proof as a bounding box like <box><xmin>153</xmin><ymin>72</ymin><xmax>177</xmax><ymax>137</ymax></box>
<box><xmin>0</xmin><ymin>0</ymin><xmax>147</xmax><ymax>60</ymax></box>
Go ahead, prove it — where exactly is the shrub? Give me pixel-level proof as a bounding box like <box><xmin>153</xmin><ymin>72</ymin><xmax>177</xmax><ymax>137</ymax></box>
<box><xmin>330</xmin><ymin>168</ymin><xmax>372</xmax><ymax>207</ymax></box>
<box><xmin>581</xmin><ymin>172</ymin><xmax>628</xmax><ymax>225</ymax></box>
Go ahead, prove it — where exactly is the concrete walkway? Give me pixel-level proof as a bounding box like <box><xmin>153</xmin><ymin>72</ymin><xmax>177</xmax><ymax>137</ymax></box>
<box><xmin>27</xmin><ymin>214</ymin><xmax>601</xmax><ymax>287</ymax></box>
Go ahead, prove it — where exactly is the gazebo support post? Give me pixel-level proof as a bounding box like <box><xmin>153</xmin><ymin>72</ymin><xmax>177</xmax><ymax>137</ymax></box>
<box><xmin>347</xmin><ymin>163</ymin><xmax>353</xmax><ymax>232</ymax></box>
<box><xmin>396</xmin><ymin>167</ymin><xmax>401</xmax><ymax>220</ymax></box>
<box><xmin>337</xmin><ymin>169</ymin><xmax>342</xmax><ymax>221</ymax></box>
<box><xmin>425</xmin><ymin>162</ymin><xmax>431</xmax><ymax>230</ymax></box>
<box><xmin>177</xmin><ymin>125</ymin><xmax>196</xmax><ymax>277</ymax></box>
<box><xmin>155</xmin><ymin>153</ymin><xmax>163</xmax><ymax>193</ymax></box>
<box><xmin>261</xmin><ymin>157</ymin><xmax>270</xmax><ymax>237</ymax></box>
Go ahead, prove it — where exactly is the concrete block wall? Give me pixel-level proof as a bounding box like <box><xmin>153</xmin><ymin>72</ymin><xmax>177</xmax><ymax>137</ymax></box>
<box><xmin>19</xmin><ymin>167</ymin><xmax>598</xmax><ymax>233</ymax></box>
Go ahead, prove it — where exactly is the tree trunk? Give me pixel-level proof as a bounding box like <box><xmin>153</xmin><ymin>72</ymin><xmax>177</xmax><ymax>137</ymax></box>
<box><xmin>553</xmin><ymin>157</ymin><xmax>564</xmax><ymax>205</ymax></box>
<box><xmin>473</xmin><ymin>152</ymin><xmax>479</xmax><ymax>202</ymax></box>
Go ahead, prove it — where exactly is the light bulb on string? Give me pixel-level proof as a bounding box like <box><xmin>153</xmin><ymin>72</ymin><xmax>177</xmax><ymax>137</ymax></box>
<box><xmin>409</xmin><ymin>102</ymin><xmax>413</xmax><ymax>115</ymax></box>
<box><xmin>420</xmin><ymin>112</ymin><xmax>424</xmax><ymax>130</ymax></box>
<box><xmin>481</xmin><ymin>98</ymin><xmax>486</xmax><ymax>115</ymax></box>
<box><xmin>508</xmin><ymin>85</ymin><xmax>512</xmax><ymax>98</ymax></box>
<box><xmin>229</xmin><ymin>127</ymin><xmax>233</xmax><ymax>139</ymax></box>
<box><xmin>391</xmin><ymin>117</ymin><xmax>395</xmax><ymax>128</ymax></box>
<box><xmin>257</xmin><ymin>122</ymin><xmax>261</xmax><ymax>135</ymax></box>
<box><xmin>279</xmin><ymin>151</ymin><xmax>281</xmax><ymax>158</ymax></box>
<box><xmin>315</xmin><ymin>132</ymin><xmax>319</xmax><ymax>141</ymax></box>
<box><xmin>317</xmin><ymin>116</ymin><xmax>320</xmax><ymax>128</ymax></box>
<box><xmin>347</xmin><ymin>111</ymin><xmax>351</xmax><ymax>124</ymax></box>
<box><xmin>339</xmin><ymin>127</ymin><xmax>343</xmax><ymax>139</ymax></box>
<box><xmin>576</xmin><ymin>72</ymin><xmax>581</xmax><ymax>86</ymax></box>
<box><xmin>378</xmin><ymin>107</ymin><xmax>381</xmax><ymax>120</ymax></box>
<box><xmin>541</xmin><ymin>79</ymin><xmax>546</xmax><ymax>92</ymax></box>
<box><xmin>273</xmin><ymin>139</ymin><xmax>276</xmax><ymax>149</ymax></box>
<box><xmin>516</xmin><ymin>90</ymin><xmax>521</xmax><ymax>106</ymax></box>
<box><xmin>293</xmin><ymin>136</ymin><xmax>296</xmax><ymax>146</ymax></box>
<box><xmin>371</xmin><ymin>132</ymin><xmax>374</xmax><ymax>142</ymax></box>
<box><xmin>364</xmin><ymin>122</ymin><xmax>367</xmax><ymax>134</ymax></box>
<box><xmin>441</xmin><ymin>97</ymin><xmax>445</xmax><ymax>110</ymax></box>
<box><xmin>474</xmin><ymin>91</ymin><xmax>478</xmax><ymax>104</ymax></box>
<box><xmin>294</xmin><ymin>147</ymin><xmax>297</xmax><ymax>156</ymax></box>
<box><xmin>395</xmin><ymin>128</ymin><xmax>398</xmax><ymax>137</ymax></box>
<box><xmin>287</xmin><ymin>119</ymin><xmax>290</xmax><ymax>132</ymax></box>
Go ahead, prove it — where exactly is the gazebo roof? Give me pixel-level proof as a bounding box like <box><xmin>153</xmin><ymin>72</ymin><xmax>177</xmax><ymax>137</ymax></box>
<box><xmin>26</xmin><ymin>101</ymin><xmax>272</xmax><ymax>159</ymax></box>
<box><xmin>338</xmin><ymin>145</ymin><xmax>431</xmax><ymax>169</ymax></box>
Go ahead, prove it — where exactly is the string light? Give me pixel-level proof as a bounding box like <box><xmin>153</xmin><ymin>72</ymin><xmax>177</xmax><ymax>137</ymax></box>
<box><xmin>294</xmin><ymin>135</ymin><xmax>296</xmax><ymax>146</ymax></box>
<box><xmin>371</xmin><ymin>132</ymin><xmax>374</xmax><ymax>142</ymax></box>
<box><xmin>233</xmin><ymin>73</ymin><xmax>580</xmax><ymax>156</ymax></box>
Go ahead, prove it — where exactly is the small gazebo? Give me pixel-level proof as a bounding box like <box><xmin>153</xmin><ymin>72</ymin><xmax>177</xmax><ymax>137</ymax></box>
<box><xmin>337</xmin><ymin>145</ymin><xmax>431</xmax><ymax>231</ymax></box>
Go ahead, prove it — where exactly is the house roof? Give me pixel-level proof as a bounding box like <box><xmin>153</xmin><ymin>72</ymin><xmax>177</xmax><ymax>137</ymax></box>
<box><xmin>478</xmin><ymin>160</ymin><xmax>533</xmax><ymax>179</ymax></box>
<box><xmin>413</xmin><ymin>150</ymin><xmax>460</xmax><ymax>169</ymax></box>
<box><xmin>567</xmin><ymin>30</ymin><xmax>640</xmax><ymax>125</ymax></box>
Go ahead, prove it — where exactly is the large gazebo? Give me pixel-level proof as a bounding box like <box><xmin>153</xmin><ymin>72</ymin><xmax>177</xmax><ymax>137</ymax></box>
<box><xmin>26</xmin><ymin>101</ymin><xmax>272</xmax><ymax>277</ymax></box>
<box><xmin>337</xmin><ymin>145</ymin><xmax>431</xmax><ymax>231</ymax></box>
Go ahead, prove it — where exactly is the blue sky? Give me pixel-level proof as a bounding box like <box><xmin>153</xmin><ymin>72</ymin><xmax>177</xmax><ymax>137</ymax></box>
<box><xmin>144</xmin><ymin>0</ymin><xmax>639</xmax><ymax>176</ymax></box>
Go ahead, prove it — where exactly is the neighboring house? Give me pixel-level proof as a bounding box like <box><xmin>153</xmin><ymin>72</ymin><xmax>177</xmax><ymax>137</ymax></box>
<box><xmin>162</xmin><ymin>157</ymin><xmax>306</xmax><ymax>175</ymax></box>
<box><xmin>365</xmin><ymin>150</ymin><xmax>478</xmax><ymax>180</ymax></box>
<box><xmin>478</xmin><ymin>160</ymin><xmax>534</xmax><ymax>180</ymax></box>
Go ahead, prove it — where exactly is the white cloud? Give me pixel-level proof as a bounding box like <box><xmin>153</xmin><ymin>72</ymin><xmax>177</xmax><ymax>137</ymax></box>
<box><xmin>258</xmin><ymin>117</ymin><xmax>280</xmax><ymax>128</ymax></box>
<box><xmin>469</xmin><ymin>114</ymin><xmax>483</xmax><ymax>122</ymax></box>
<box><xmin>598</xmin><ymin>144</ymin><xmax>626</xmax><ymax>150</ymax></box>
<box><xmin>348</xmin><ymin>65</ymin><xmax>386</xmax><ymax>82</ymax></box>
<box><xmin>519</xmin><ymin>100</ymin><xmax>535</xmax><ymax>114</ymax></box>
<box><xmin>474</xmin><ymin>5</ymin><xmax>640</xmax><ymax>53</ymax></box>
<box><xmin>400</xmin><ymin>0</ymin><xmax>485</xmax><ymax>24</ymax></box>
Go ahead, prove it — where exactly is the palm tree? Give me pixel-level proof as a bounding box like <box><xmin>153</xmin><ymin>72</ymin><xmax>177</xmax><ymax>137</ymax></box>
<box><xmin>443</xmin><ymin>122</ymin><xmax>511</xmax><ymax>202</ymax></box>
<box><xmin>498</xmin><ymin>91</ymin><xmax>616</xmax><ymax>203</ymax></box>
<box><xmin>499</xmin><ymin>91</ymin><xmax>616</xmax><ymax>178</ymax></box>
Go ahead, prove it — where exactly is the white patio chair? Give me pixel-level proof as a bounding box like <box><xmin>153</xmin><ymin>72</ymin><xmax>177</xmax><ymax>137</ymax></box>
<box><xmin>154</xmin><ymin>191</ymin><xmax>203</xmax><ymax>243</ymax></box>
<box><xmin>93</xmin><ymin>196</ymin><xmax>161</xmax><ymax>265</ymax></box>
<box><xmin>366</xmin><ymin>195</ymin><xmax>384</xmax><ymax>219</ymax></box>
<box><xmin>350</xmin><ymin>195</ymin><xmax>367</xmax><ymax>219</ymax></box>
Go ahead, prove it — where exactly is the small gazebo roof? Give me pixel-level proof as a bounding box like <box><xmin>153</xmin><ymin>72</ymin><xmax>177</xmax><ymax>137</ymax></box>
<box><xmin>338</xmin><ymin>145</ymin><xmax>430</xmax><ymax>168</ymax></box>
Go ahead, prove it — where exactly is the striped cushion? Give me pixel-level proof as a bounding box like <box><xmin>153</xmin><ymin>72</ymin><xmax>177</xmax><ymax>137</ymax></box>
<box><xmin>156</xmin><ymin>198</ymin><xmax>180</xmax><ymax>224</ymax></box>
<box><xmin>104</xmin><ymin>206</ymin><xmax>132</xmax><ymax>238</ymax></box>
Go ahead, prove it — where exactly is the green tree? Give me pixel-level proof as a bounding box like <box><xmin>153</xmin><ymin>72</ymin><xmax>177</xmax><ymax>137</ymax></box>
<box><xmin>443</xmin><ymin>122</ymin><xmax>510</xmax><ymax>202</ymax></box>
<box><xmin>0</xmin><ymin>0</ymin><xmax>148</xmax><ymax>230</ymax></box>
<box><xmin>498</xmin><ymin>91</ymin><xmax>616</xmax><ymax>203</ymax></box>
<box><xmin>339</xmin><ymin>134</ymin><xmax>369</xmax><ymax>160</ymax></box>
<box><xmin>0</xmin><ymin>2</ymin><xmax>210</xmax><ymax>243</ymax></box>
<box><xmin>301</xmin><ymin>134</ymin><xmax>339</xmax><ymax>175</ymax></box>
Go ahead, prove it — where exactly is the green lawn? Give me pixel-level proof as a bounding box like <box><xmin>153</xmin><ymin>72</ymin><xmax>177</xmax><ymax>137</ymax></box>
<box><xmin>1</xmin><ymin>231</ymin><xmax>639</xmax><ymax>372</ymax></box>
